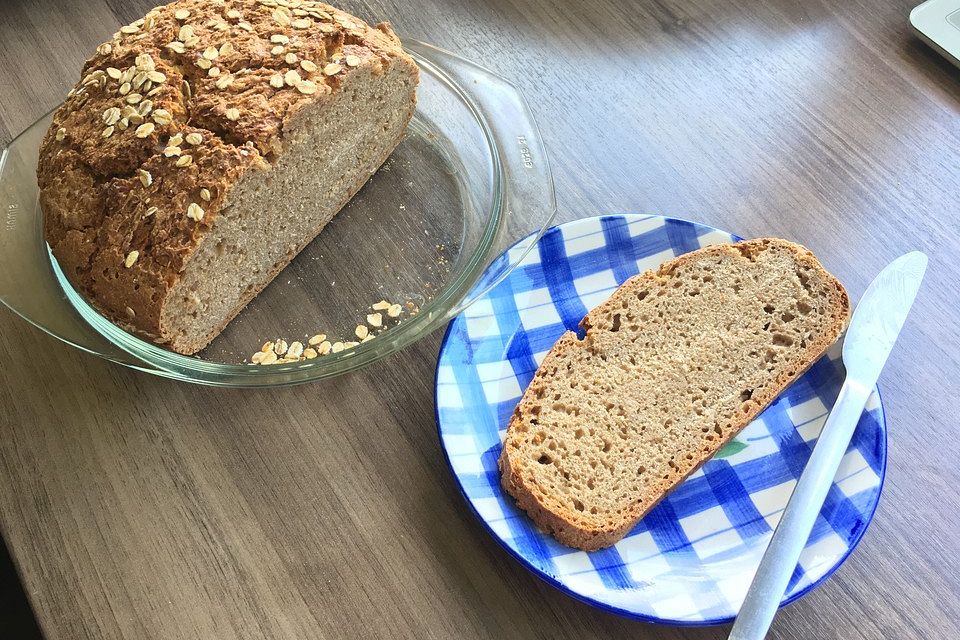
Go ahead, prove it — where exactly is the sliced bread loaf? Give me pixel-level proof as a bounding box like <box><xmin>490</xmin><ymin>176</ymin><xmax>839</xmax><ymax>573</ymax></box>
<box><xmin>39</xmin><ymin>1</ymin><xmax>419</xmax><ymax>354</ymax></box>
<box><xmin>499</xmin><ymin>238</ymin><xmax>850</xmax><ymax>551</ymax></box>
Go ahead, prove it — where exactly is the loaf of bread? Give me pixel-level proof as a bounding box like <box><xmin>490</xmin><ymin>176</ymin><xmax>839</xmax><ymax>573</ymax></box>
<box><xmin>499</xmin><ymin>238</ymin><xmax>850</xmax><ymax>551</ymax></box>
<box><xmin>39</xmin><ymin>0</ymin><xmax>419</xmax><ymax>354</ymax></box>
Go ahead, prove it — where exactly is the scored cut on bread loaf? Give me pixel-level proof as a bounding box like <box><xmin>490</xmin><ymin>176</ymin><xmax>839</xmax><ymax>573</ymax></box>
<box><xmin>39</xmin><ymin>0</ymin><xmax>419</xmax><ymax>354</ymax></box>
<box><xmin>499</xmin><ymin>238</ymin><xmax>850</xmax><ymax>551</ymax></box>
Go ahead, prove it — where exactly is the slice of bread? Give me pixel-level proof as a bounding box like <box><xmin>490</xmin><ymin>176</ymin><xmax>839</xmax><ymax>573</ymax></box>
<box><xmin>499</xmin><ymin>238</ymin><xmax>850</xmax><ymax>551</ymax></box>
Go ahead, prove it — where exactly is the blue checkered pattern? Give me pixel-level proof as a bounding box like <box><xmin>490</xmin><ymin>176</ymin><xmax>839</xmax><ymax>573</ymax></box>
<box><xmin>435</xmin><ymin>215</ymin><xmax>886</xmax><ymax>625</ymax></box>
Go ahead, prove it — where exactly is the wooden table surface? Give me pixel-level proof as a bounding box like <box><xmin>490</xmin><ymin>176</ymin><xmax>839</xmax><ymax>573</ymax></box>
<box><xmin>1</xmin><ymin>0</ymin><xmax>958</xmax><ymax>638</ymax></box>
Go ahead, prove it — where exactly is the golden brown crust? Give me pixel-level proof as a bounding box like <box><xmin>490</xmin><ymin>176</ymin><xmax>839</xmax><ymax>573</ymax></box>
<box><xmin>39</xmin><ymin>0</ymin><xmax>417</xmax><ymax>347</ymax></box>
<box><xmin>499</xmin><ymin>238</ymin><xmax>851</xmax><ymax>551</ymax></box>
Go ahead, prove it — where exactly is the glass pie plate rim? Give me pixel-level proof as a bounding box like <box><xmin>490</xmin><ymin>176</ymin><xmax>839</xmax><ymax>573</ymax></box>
<box><xmin>0</xmin><ymin>40</ymin><xmax>557</xmax><ymax>387</ymax></box>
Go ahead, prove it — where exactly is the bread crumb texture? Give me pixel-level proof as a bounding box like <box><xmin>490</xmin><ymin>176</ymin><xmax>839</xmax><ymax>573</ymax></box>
<box><xmin>499</xmin><ymin>239</ymin><xmax>850</xmax><ymax>550</ymax></box>
<box><xmin>39</xmin><ymin>0</ymin><xmax>418</xmax><ymax>352</ymax></box>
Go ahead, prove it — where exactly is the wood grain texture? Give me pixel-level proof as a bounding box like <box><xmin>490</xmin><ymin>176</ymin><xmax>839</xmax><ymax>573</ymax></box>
<box><xmin>1</xmin><ymin>0</ymin><xmax>958</xmax><ymax>638</ymax></box>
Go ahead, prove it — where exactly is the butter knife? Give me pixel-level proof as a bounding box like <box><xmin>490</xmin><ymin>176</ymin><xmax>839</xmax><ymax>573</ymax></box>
<box><xmin>729</xmin><ymin>251</ymin><xmax>928</xmax><ymax>640</ymax></box>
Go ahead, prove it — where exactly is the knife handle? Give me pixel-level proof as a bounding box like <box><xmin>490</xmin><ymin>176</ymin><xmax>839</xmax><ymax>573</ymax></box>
<box><xmin>729</xmin><ymin>378</ymin><xmax>873</xmax><ymax>640</ymax></box>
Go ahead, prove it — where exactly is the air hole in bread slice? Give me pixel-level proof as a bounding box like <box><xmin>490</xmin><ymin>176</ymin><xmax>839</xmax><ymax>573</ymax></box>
<box><xmin>772</xmin><ymin>333</ymin><xmax>794</xmax><ymax>347</ymax></box>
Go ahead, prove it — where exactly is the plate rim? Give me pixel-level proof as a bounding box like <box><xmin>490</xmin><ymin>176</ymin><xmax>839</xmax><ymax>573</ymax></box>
<box><xmin>434</xmin><ymin>213</ymin><xmax>888</xmax><ymax>625</ymax></box>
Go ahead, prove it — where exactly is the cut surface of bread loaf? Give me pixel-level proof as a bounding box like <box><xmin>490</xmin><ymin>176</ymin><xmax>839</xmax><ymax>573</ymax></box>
<box><xmin>39</xmin><ymin>0</ymin><xmax>419</xmax><ymax>354</ymax></box>
<box><xmin>499</xmin><ymin>238</ymin><xmax>850</xmax><ymax>551</ymax></box>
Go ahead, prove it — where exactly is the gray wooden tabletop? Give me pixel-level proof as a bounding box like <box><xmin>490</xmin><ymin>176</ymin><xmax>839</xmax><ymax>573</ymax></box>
<box><xmin>1</xmin><ymin>0</ymin><xmax>959</xmax><ymax>638</ymax></box>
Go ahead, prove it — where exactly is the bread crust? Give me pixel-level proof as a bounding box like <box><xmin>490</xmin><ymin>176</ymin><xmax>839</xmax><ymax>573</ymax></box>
<box><xmin>39</xmin><ymin>0</ymin><xmax>418</xmax><ymax>352</ymax></box>
<box><xmin>499</xmin><ymin>238</ymin><xmax>851</xmax><ymax>551</ymax></box>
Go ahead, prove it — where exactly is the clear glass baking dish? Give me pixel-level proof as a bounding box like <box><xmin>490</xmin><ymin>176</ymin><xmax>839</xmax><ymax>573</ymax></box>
<box><xmin>0</xmin><ymin>40</ymin><xmax>556</xmax><ymax>387</ymax></box>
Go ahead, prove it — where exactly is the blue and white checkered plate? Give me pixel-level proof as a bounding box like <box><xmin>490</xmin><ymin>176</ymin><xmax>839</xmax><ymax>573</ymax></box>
<box><xmin>435</xmin><ymin>215</ymin><xmax>886</xmax><ymax>625</ymax></box>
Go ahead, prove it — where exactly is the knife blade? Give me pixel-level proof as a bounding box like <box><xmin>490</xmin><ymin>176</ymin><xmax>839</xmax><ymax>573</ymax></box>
<box><xmin>842</xmin><ymin>252</ymin><xmax>929</xmax><ymax>386</ymax></box>
<box><xmin>729</xmin><ymin>251</ymin><xmax>927</xmax><ymax>640</ymax></box>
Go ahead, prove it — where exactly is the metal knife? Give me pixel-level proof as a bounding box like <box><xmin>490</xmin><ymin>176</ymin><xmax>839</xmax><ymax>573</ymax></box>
<box><xmin>729</xmin><ymin>251</ymin><xmax>928</xmax><ymax>640</ymax></box>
